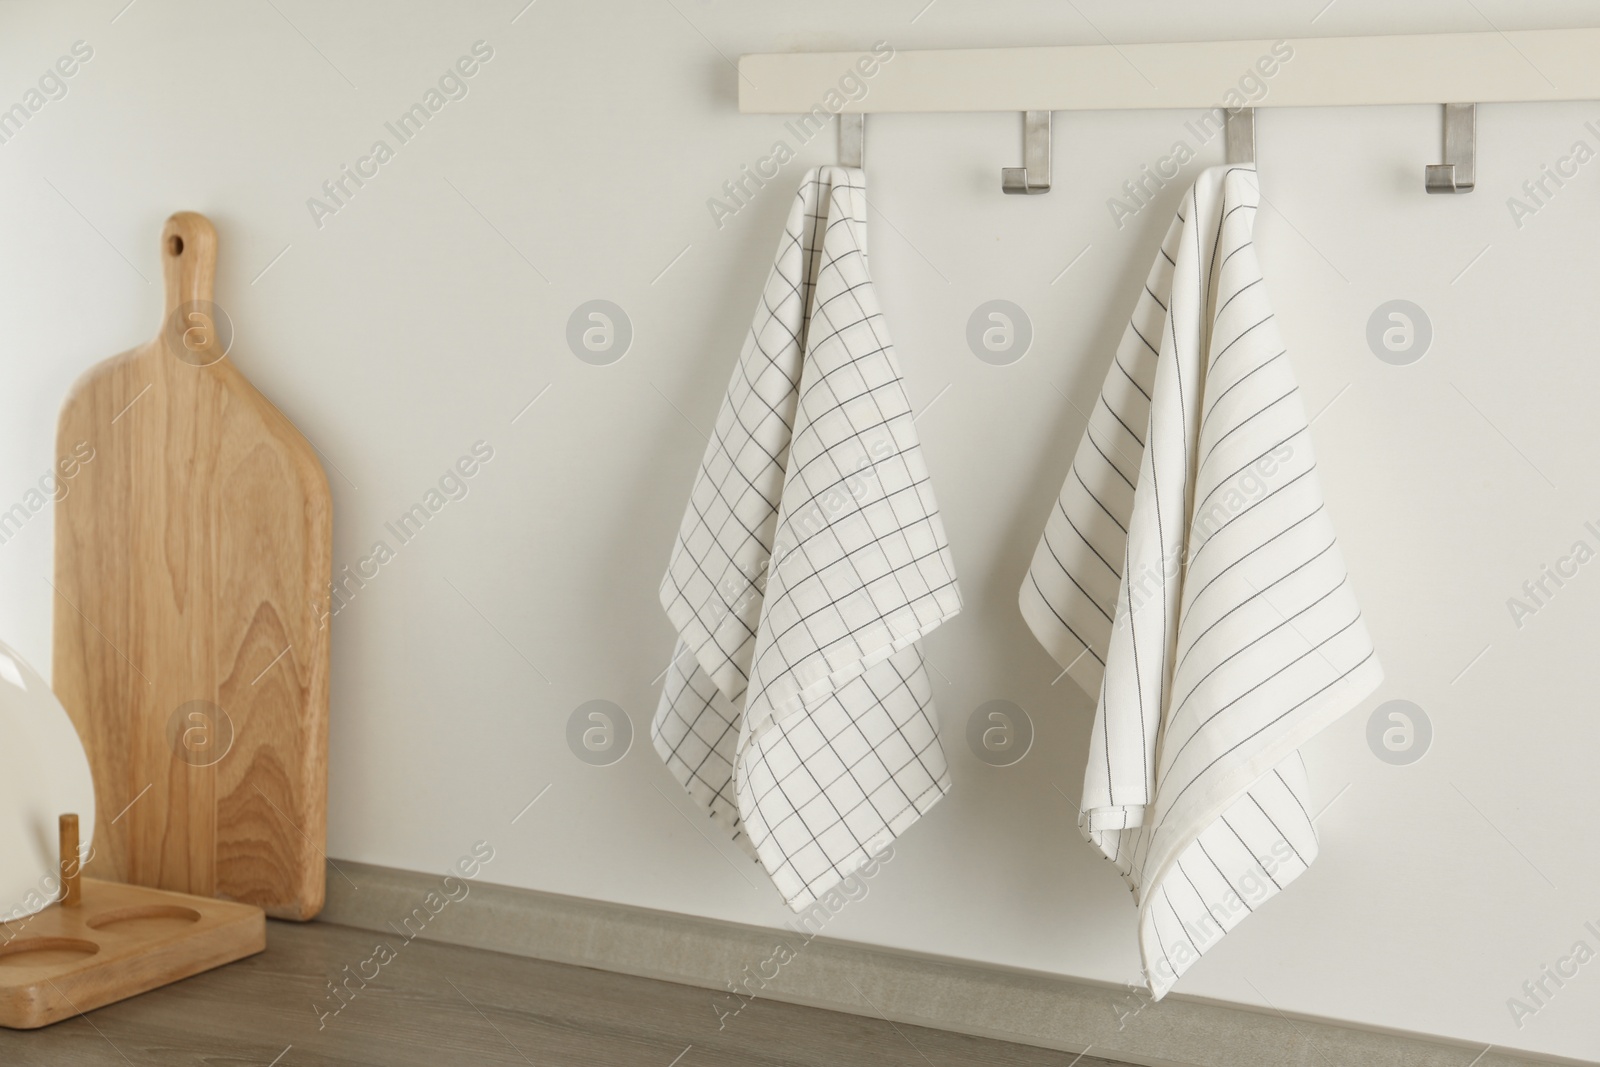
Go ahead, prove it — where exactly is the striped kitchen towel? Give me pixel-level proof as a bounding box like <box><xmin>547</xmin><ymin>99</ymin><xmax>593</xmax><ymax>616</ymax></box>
<box><xmin>1020</xmin><ymin>164</ymin><xmax>1383</xmax><ymax>999</ymax></box>
<box><xmin>655</xmin><ymin>166</ymin><xmax>961</xmax><ymax>910</ymax></box>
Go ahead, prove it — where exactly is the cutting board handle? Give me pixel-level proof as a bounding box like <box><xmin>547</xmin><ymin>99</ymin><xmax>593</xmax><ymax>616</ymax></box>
<box><xmin>159</xmin><ymin>212</ymin><xmax>222</xmax><ymax>363</ymax></box>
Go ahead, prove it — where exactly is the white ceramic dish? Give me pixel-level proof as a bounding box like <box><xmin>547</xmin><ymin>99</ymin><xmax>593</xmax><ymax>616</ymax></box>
<box><xmin>0</xmin><ymin>638</ymin><xmax>95</xmax><ymax>923</ymax></box>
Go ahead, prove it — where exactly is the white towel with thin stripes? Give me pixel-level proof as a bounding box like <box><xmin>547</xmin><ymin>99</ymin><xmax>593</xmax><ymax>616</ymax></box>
<box><xmin>1020</xmin><ymin>165</ymin><xmax>1382</xmax><ymax>999</ymax></box>
<box><xmin>655</xmin><ymin>166</ymin><xmax>961</xmax><ymax>910</ymax></box>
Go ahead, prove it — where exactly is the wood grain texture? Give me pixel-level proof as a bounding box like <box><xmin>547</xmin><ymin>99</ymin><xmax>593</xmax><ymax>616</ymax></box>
<box><xmin>0</xmin><ymin>878</ymin><xmax>264</xmax><ymax>1030</ymax></box>
<box><xmin>52</xmin><ymin>212</ymin><xmax>332</xmax><ymax>920</ymax></box>
<box><xmin>57</xmin><ymin>815</ymin><xmax>80</xmax><ymax>908</ymax></box>
<box><xmin>0</xmin><ymin>920</ymin><xmax>1134</xmax><ymax>1066</ymax></box>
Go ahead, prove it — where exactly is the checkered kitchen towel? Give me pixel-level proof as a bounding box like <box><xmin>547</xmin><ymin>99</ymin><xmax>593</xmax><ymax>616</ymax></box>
<box><xmin>1020</xmin><ymin>165</ymin><xmax>1383</xmax><ymax>999</ymax></box>
<box><xmin>655</xmin><ymin>166</ymin><xmax>961</xmax><ymax>909</ymax></box>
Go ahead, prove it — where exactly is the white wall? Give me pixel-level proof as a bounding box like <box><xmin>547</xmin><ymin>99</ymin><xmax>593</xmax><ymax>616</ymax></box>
<box><xmin>3</xmin><ymin>0</ymin><xmax>1598</xmax><ymax>1061</ymax></box>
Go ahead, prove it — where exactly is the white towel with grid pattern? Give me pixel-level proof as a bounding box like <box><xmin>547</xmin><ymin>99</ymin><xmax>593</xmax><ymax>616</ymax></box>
<box><xmin>655</xmin><ymin>166</ymin><xmax>961</xmax><ymax>910</ymax></box>
<box><xmin>1019</xmin><ymin>164</ymin><xmax>1383</xmax><ymax>999</ymax></box>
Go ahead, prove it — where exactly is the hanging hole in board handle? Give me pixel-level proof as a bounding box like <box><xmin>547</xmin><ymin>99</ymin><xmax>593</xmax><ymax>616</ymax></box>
<box><xmin>157</xmin><ymin>213</ymin><xmax>227</xmax><ymax>365</ymax></box>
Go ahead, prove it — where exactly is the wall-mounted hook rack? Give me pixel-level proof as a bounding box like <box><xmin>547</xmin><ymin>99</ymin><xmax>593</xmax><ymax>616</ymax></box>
<box><xmin>1001</xmin><ymin>111</ymin><xmax>1052</xmax><ymax>194</ymax></box>
<box><xmin>839</xmin><ymin>112</ymin><xmax>864</xmax><ymax>169</ymax></box>
<box><xmin>1424</xmin><ymin>102</ymin><xmax>1475</xmax><ymax>193</ymax></box>
<box><xmin>740</xmin><ymin>29</ymin><xmax>1600</xmax><ymax>198</ymax></box>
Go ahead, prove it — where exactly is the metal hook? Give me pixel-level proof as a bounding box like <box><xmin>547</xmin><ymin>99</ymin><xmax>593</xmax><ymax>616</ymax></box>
<box><xmin>1225</xmin><ymin>107</ymin><xmax>1256</xmax><ymax>165</ymax></box>
<box><xmin>1001</xmin><ymin>110</ymin><xmax>1051</xmax><ymax>194</ymax></box>
<box><xmin>839</xmin><ymin>112</ymin><xmax>864</xmax><ymax>169</ymax></box>
<box><xmin>1425</xmin><ymin>103</ymin><xmax>1475</xmax><ymax>194</ymax></box>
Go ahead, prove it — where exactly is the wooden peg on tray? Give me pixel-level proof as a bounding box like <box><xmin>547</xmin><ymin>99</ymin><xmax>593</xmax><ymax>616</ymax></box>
<box><xmin>59</xmin><ymin>813</ymin><xmax>81</xmax><ymax>907</ymax></box>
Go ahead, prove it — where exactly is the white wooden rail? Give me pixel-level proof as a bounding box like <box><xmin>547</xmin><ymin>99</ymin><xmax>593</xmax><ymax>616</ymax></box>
<box><xmin>738</xmin><ymin>30</ymin><xmax>1600</xmax><ymax>113</ymax></box>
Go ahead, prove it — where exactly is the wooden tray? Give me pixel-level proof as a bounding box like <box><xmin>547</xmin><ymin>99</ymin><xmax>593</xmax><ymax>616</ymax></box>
<box><xmin>0</xmin><ymin>878</ymin><xmax>265</xmax><ymax>1029</ymax></box>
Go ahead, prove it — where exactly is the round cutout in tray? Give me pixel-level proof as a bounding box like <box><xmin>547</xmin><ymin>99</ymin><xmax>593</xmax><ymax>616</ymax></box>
<box><xmin>0</xmin><ymin>937</ymin><xmax>100</xmax><ymax>967</ymax></box>
<box><xmin>86</xmin><ymin>904</ymin><xmax>202</xmax><ymax>937</ymax></box>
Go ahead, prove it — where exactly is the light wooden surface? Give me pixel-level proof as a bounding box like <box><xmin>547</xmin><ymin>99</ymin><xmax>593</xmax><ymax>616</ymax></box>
<box><xmin>57</xmin><ymin>815</ymin><xmax>80</xmax><ymax>908</ymax></box>
<box><xmin>738</xmin><ymin>29</ymin><xmax>1600</xmax><ymax>113</ymax></box>
<box><xmin>0</xmin><ymin>919</ymin><xmax>1133</xmax><ymax>1066</ymax></box>
<box><xmin>52</xmin><ymin>211</ymin><xmax>332</xmax><ymax>920</ymax></box>
<box><xmin>0</xmin><ymin>878</ymin><xmax>264</xmax><ymax>1030</ymax></box>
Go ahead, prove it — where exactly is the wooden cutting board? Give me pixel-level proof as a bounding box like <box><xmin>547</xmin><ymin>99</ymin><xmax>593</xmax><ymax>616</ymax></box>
<box><xmin>52</xmin><ymin>212</ymin><xmax>332</xmax><ymax>920</ymax></box>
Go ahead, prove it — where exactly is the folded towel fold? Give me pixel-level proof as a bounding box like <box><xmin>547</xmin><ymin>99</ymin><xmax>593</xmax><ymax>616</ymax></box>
<box><xmin>656</xmin><ymin>166</ymin><xmax>961</xmax><ymax>909</ymax></box>
<box><xmin>1020</xmin><ymin>164</ymin><xmax>1383</xmax><ymax>999</ymax></box>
